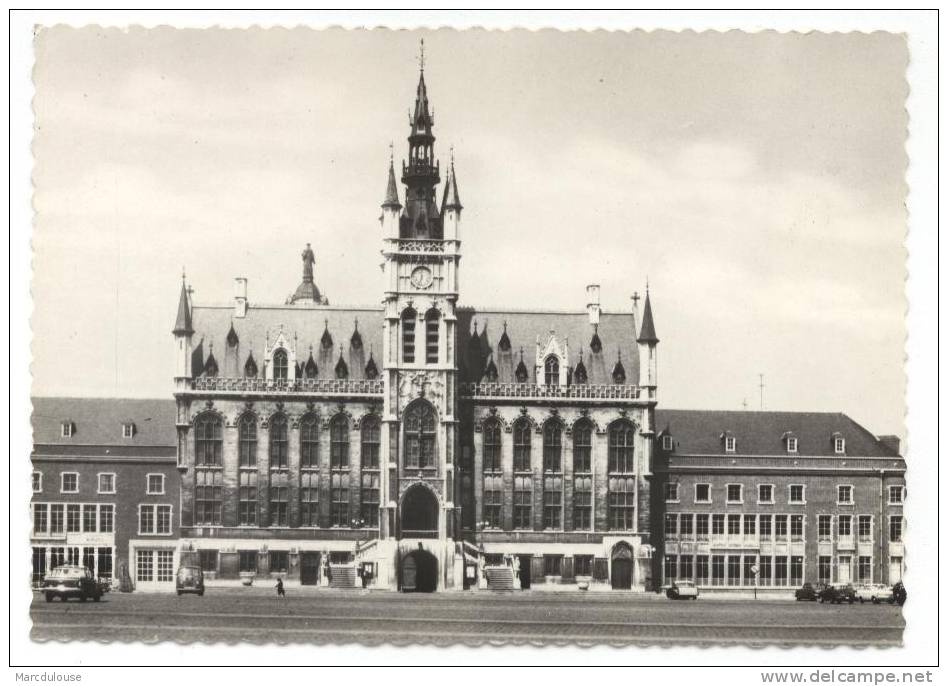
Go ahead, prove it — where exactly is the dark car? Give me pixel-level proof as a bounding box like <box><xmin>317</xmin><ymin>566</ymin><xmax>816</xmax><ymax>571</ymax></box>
<box><xmin>665</xmin><ymin>580</ymin><xmax>699</xmax><ymax>600</ymax></box>
<box><xmin>43</xmin><ymin>565</ymin><xmax>106</xmax><ymax>602</ymax></box>
<box><xmin>175</xmin><ymin>565</ymin><xmax>205</xmax><ymax>596</ymax></box>
<box><xmin>795</xmin><ymin>582</ymin><xmax>820</xmax><ymax>601</ymax></box>
<box><xmin>892</xmin><ymin>581</ymin><xmax>906</xmax><ymax>606</ymax></box>
<box><xmin>819</xmin><ymin>583</ymin><xmax>855</xmax><ymax>604</ymax></box>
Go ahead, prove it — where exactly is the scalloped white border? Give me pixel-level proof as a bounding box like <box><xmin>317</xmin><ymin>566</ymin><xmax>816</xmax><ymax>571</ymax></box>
<box><xmin>9</xmin><ymin>9</ymin><xmax>938</xmax><ymax>674</ymax></box>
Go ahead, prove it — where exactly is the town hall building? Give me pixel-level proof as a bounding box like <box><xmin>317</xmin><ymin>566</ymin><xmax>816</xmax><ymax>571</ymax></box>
<box><xmin>166</xmin><ymin>51</ymin><xmax>905</xmax><ymax>594</ymax></box>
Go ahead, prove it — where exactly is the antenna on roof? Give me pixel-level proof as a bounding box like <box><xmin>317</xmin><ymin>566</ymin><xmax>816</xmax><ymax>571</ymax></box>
<box><xmin>758</xmin><ymin>373</ymin><xmax>765</xmax><ymax>411</ymax></box>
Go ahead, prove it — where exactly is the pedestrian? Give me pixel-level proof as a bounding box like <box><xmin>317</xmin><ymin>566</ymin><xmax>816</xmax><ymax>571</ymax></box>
<box><xmin>276</xmin><ymin>577</ymin><xmax>285</xmax><ymax>598</ymax></box>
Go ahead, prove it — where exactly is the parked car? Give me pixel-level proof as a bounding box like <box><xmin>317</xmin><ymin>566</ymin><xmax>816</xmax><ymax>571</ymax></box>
<box><xmin>175</xmin><ymin>565</ymin><xmax>205</xmax><ymax>596</ymax></box>
<box><xmin>892</xmin><ymin>581</ymin><xmax>907</xmax><ymax>606</ymax></box>
<box><xmin>43</xmin><ymin>565</ymin><xmax>106</xmax><ymax>602</ymax></box>
<box><xmin>855</xmin><ymin>583</ymin><xmax>895</xmax><ymax>604</ymax></box>
<box><xmin>818</xmin><ymin>583</ymin><xmax>855</xmax><ymax>604</ymax></box>
<box><xmin>666</xmin><ymin>580</ymin><xmax>699</xmax><ymax>600</ymax></box>
<box><xmin>795</xmin><ymin>582</ymin><xmax>822</xmax><ymax>601</ymax></box>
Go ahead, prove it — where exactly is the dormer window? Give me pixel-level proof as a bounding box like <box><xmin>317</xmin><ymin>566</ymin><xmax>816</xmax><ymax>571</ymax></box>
<box><xmin>122</xmin><ymin>422</ymin><xmax>135</xmax><ymax>438</ymax></box>
<box><xmin>61</xmin><ymin>422</ymin><xmax>74</xmax><ymax>438</ymax></box>
<box><xmin>272</xmin><ymin>349</ymin><xmax>288</xmax><ymax>380</ymax></box>
<box><xmin>834</xmin><ymin>436</ymin><xmax>846</xmax><ymax>454</ymax></box>
<box><xmin>662</xmin><ymin>435</ymin><xmax>674</xmax><ymax>451</ymax></box>
<box><xmin>786</xmin><ymin>437</ymin><xmax>798</xmax><ymax>454</ymax></box>
<box><xmin>724</xmin><ymin>435</ymin><xmax>736</xmax><ymax>453</ymax></box>
<box><xmin>544</xmin><ymin>355</ymin><xmax>560</xmax><ymax>386</ymax></box>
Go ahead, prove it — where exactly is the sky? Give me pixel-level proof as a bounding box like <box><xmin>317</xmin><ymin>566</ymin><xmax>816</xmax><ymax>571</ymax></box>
<box><xmin>31</xmin><ymin>27</ymin><xmax>908</xmax><ymax>437</ymax></box>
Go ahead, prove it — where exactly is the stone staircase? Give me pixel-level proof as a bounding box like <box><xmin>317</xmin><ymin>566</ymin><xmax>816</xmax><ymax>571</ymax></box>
<box><xmin>485</xmin><ymin>565</ymin><xmax>515</xmax><ymax>591</ymax></box>
<box><xmin>329</xmin><ymin>564</ymin><xmax>357</xmax><ymax>589</ymax></box>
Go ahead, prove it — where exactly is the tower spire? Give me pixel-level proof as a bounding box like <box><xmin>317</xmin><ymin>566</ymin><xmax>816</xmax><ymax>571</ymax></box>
<box><xmin>400</xmin><ymin>40</ymin><xmax>441</xmax><ymax>239</ymax></box>
<box><xmin>382</xmin><ymin>153</ymin><xmax>401</xmax><ymax>209</ymax></box>
<box><xmin>173</xmin><ymin>275</ymin><xmax>193</xmax><ymax>336</ymax></box>
<box><xmin>637</xmin><ymin>290</ymin><xmax>659</xmax><ymax>344</ymax></box>
<box><xmin>442</xmin><ymin>148</ymin><xmax>462</xmax><ymax>212</ymax></box>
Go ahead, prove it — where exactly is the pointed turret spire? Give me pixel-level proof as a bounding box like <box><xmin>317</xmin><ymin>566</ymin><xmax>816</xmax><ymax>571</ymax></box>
<box><xmin>442</xmin><ymin>149</ymin><xmax>462</xmax><ymax>211</ymax></box>
<box><xmin>637</xmin><ymin>289</ymin><xmax>659</xmax><ymax>344</ymax></box>
<box><xmin>173</xmin><ymin>274</ymin><xmax>193</xmax><ymax>336</ymax></box>
<box><xmin>382</xmin><ymin>151</ymin><xmax>401</xmax><ymax>209</ymax></box>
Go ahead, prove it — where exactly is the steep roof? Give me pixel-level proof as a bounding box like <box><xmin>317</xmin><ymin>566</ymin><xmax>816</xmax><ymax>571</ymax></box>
<box><xmin>173</xmin><ymin>279</ymin><xmax>193</xmax><ymax>336</ymax></box>
<box><xmin>655</xmin><ymin>409</ymin><xmax>901</xmax><ymax>458</ymax></box>
<box><xmin>191</xmin><ymin>304</ymin><xmax>384</xmax><ymax>381</ymax></box>
<box><xmin>457</xmin><ymin>307</ymin><xmax>639</xmax><ymax>386</ymax></box>
<box><xmin>383</xmin><ymin>161</ymin><xmax>401</xmax><ymax>208</ymax></box>
<box><xmin>442</xmin><ymin>162</ymin><xmax>462</xmax><ymax>210</ymax></box>
<box><xmin>637</xmin><ymin>291</ymin><xmax>658</xmax><ymax>344</ymax></box>
<box><xmin>32</xmin><ymin>397</ymin><xmax>177</xmax><ymax>447</ymax></box>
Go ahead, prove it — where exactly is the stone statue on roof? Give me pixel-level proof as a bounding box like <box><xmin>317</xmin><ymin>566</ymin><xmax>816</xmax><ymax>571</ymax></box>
<box><xmin>302</xmin><ymin>243</ymin><xmax>316</xmax><ymax>283</ymax></box>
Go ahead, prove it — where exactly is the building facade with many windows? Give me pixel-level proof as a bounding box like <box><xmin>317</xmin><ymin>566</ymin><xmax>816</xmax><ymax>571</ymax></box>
<box><xmin>653</xmin><ymin>410</ymin><xmax>905</xmax><ymax>590</ymax></box>
<box><xmin>30</xmin><ymin>398</ymin><xmax>180</xmax><ymax>591</ymax></box>
<box><xmin>171</xmin><ymin>59</ymin><xmax>659</xmax><ymax>592</ymax></box>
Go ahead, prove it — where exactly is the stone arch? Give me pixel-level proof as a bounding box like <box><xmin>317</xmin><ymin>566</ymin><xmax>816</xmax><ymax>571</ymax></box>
<box><xmin>566</xmin><ymin>413</ymin><xmax>602</xmax><ymax>436</ymax></box>
<box><xmin>475</xmin><ymin>408</ymin><xmax>509</xmax><ymax>434</ymax></box>
<box><xmin>322</xmin><ymin>406</ymin><xmax>355</xmax><ymax>431</ymax></box>
<box><xmin>399</xmin><ymin>482</ymin><xmax>440</xmax><ymax>535</ymax></box>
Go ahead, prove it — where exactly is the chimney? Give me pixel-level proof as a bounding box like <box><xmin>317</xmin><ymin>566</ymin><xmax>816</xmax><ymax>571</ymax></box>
<box><xmin>234</xmin><ymin>277</ymin><xmax>248</xmax><ymax>318</ymax></box>
<box><xmin>586</xmin><ymin>284</ymin><xmax>601</xmax><ymax>325</ymax></box>
<box><xmin>877</xmin><ymin>435</ymin><xmax>901</xmax><ymax>456</ymax></box>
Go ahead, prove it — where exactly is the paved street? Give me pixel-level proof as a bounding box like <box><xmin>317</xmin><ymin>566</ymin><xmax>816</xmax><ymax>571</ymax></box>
<box><xmin>30</xmin><ymin>589</ymin><xmax>904</xmax><ymax>647</ymax></box>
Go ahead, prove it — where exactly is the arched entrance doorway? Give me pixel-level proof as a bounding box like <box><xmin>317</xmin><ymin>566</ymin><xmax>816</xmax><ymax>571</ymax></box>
<box><xmin>401</xmin><ymin>547</ymin><xmax>438</xmax><ymax>592</ymax></box>
<box><xmin>611</xmin><ymin>542</ymin><xmax>633</xmax><ymax>590</ymax></box>
<box><xmin>400</xmin><ymin>484</ymin><xmax>439</xmax><ymax>537</ymax></box>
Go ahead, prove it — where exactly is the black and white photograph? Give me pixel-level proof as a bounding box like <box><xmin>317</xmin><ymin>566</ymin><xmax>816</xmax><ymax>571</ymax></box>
<box><xmin>9</xmin><ymin>9</ymin><xmax>940</xmax><ymax>678</ymax></box>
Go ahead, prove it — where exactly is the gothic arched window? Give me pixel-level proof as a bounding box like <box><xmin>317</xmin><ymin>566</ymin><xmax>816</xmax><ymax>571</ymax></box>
<box><xmin>542</xmin><ymin>419</ymin><xmax>562</xmax><ymax>472</ymax></box>
<box><xmin>269</xmin><ymin>414</ymin><xmax>288</xmax><ymax>470</ymax></box>
<box><xmin>513</xmin><ymin>418</ymin><xmax>532</xmax><ymax>472</ymax></box>
<box><xmin>608</xmin><ymin>420</ymin><xmax>635</xmax><ymax>473</ymax></box>
<box><xmin>194</xmin><ymin>414</ymin><xmax>222</xmax><ymax>466</ymax></box>
<box><xmin>361</xmin><ymin>415</ymin><xmax>381</xmax><ymax>470</ymax></box>
<box><xmin>425</xmin><ymin>309</ymin><xmax>440</xmax><ymax>364</ymax></box>
<box><xmin>300</xmin><ymin>414</ymin><xmax>319</xmax><ymax>469</ymax></box>
<box><xmin>272</xmin><ymin>349</ymin><xmax>288</xmax><ymax>380</ymax></box>
<box><xmin>483</xmin><ymin>419</ymin><xmax>502</xmax><ymax>472</ymax></box>
<box><xmin>405</xmin><ymin>401</ymin><xmax>436</xmax><ymax>469</ymax></box>
<box><xmin>402</xmin><ymin>307</ymin><xmax>417</xmax><ymax>364</ymax></box>
<box><xmin>573</xmin><ymin>420</ymin><xmax>592</xmax><ymax>473</ymax></box>
<box><xmin>330</xmin><ymin>415</ymin><xmax>350</xmax><ymax>469</ymax></box>
<box><xmin>544</xmin><ymin>355</ymin><xmax>560</xmax><ymax>386</ymax></box>
<box><xmin>360</xmin><ymin>415</ymin><xmax>381</xmax><ymax>527</ymax></box>
<box><xmin>238</xmin><ymin>414</ymin><xmax>257</xmax><ymax>468</ymax></box>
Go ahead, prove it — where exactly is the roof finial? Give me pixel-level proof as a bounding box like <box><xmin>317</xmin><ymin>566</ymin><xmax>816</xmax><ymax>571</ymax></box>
<box><xmin>419</xmin><ymin>38</ymin><xmax>425</xmax><ymax>72</ymax></box>
<box><xmin>646</xmin><ymin>276</ymin><xmax>650</xmax><ymax>293</ymax></box>
<box><xmin>181</xmin><ymin>267</ymin><xmax>187</xmax><ymax>282</ymax></box>
<box><xmin>450</xmin><ymin>144</ymin><xmax>455</xmax><ymax>166</ymax></box>
<box><xmin>631</xmin><ymin>291</ymin><xmax>641</xmax><ymax>307</ymax></box>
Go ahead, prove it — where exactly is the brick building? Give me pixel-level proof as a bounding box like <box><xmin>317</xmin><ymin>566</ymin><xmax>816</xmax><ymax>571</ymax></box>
<box><xmin>30</xmin><ymin>397</ymin><xmax>180</xmax><ymax>591</ymax></box>
<box><xmin>653</xmin><ymin>410</ymin><xmax>905</xmax><ymax>590</ymax></box>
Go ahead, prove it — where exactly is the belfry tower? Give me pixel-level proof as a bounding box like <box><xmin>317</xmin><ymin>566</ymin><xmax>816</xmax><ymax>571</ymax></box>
<box><xmin>377</xmin><ymin>42</ymin><xmax>464</xmax><ymax>591</ymax></box>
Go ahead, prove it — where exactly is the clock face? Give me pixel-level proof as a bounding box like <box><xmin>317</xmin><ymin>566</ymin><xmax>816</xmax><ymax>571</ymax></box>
<box><xmin>410</xmin><ymin>266</ymin><xmax>433</xmax><ymax>289</ymax></box>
